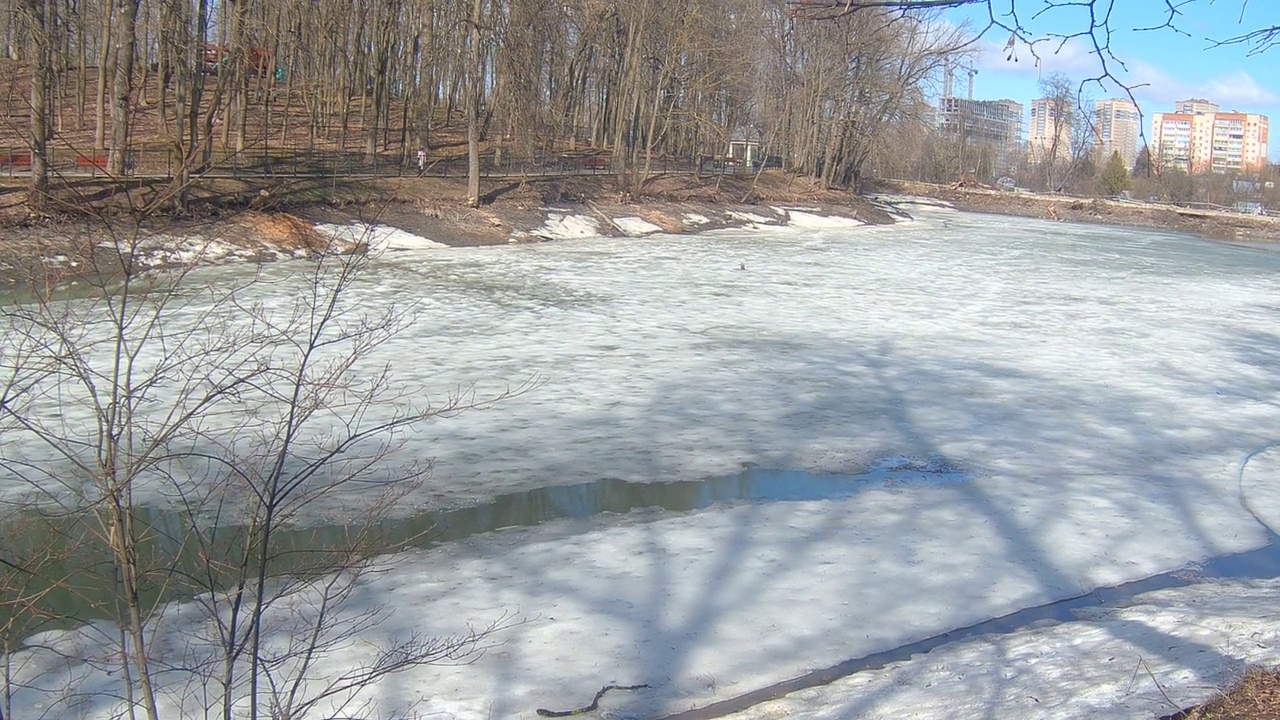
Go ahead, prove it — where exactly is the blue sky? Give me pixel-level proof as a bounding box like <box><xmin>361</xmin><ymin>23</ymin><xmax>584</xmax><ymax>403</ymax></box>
<box><xmin>943</xmin><ymin>1</ymin><xmax>1279</xmax><ymax>160</ymax></box>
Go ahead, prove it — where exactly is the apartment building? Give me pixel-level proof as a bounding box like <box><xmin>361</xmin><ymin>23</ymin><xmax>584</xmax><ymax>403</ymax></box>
<box><xmin>1094</xmin><ymin>98</ymin><xmax>1141</xmax><ymax>169</ymax></box>
<box><xmin>937</xmin><ymin>97</ymin><xmax>1024</xmax><ymax>168</ymax></box>
<box><xmin>1029</xmin><ymin>97</ymin><xmax>1072</xmax><ymax>163</ymax></box>
<box><xmin>1152</xmin><ymin>99</ymin><xmax>1269</xmax><ymax>173</ymax></box>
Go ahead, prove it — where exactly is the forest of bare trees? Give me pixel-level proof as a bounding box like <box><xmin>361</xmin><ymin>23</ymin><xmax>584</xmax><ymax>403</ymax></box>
<box><xmin>5</xmin><ymin>0</ymin><xmax>1278</xmax><ymax>212</ymax></box>
<box><xmin>2</xmin><ymin>0</ymin><xmax>975</xmax><ymax>209</ymax></box>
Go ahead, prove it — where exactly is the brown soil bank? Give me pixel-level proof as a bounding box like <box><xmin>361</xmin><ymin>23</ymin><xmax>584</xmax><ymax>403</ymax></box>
<box><xmin>0</xmin><ymin>171</ymin><xmax>890</xmax><ymax>290</ymax></box>
<box><xmin>879</xmin><ymin>179</ymin><xmax>1280</xmax><ymax>244</ymax></box>
<box><xmin>6</xmin><ymin>170</ymin><xmax>1276</xmax><ymax>292</ymax></box>
<box><xmin>285</xmin><ymin>171</ymin><xmax>894</xmax><ymax>246</ymax></box>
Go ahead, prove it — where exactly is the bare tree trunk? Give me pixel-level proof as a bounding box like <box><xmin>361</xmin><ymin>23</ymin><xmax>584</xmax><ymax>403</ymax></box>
<box><xmin>169</xmin><ymin>0</ymin><xmax>209</xmax><ymax>211</ymax></box>
<box><xmin>109</xmin><ymin>0</ymin><xmax>141</xmax><ymax>174</ymax></box>
<box><xmin>465</xmin><ymin>0</ymin><xmax>481</xmax><ymax>207</ymax></box>
<box><xmin>105</xmin><ymin>503</ymin><xmax>163</xmax><ymax>720</ymax></box>
<box><xmin>138</xmin><ymin>0</ymin><xmax>150</xmax><ymax>107</ymax></box>
<box><xmin>366</xmin><ymin>0</ymin><xmax>395</xmax><ymax>158</ymax></box>
<box><xmin>74</xmin><ymin>0</ymin><xmax>86</xmax><ymax>124</ymax></box>
<box><xmin>156</xmin><ymin>0</ymin><xmax>168</xmax><ymax>123</ymax></box>
<box><xmin>22</xmin><ymin>0</ymin><xmax>52</xmax><ymax>211</ymax></box>
<box><xmin>420</xmin><ymin>1</ymin><xmax>435</xmax><ymax>148</ymax></box>
<box><xmin>95</xmin><ymin>0</ymin><xmax>110</xmax><ymax>150</ymax></box>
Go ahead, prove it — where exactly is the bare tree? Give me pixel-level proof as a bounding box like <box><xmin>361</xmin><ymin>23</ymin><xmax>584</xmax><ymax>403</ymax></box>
<box><xmin>1063</xmin><ymin>87</ymin><xmax>1099</xmax><ymax>192</ymax></box>
<box><xmin>465</xmin><ymin>0</ymin><xmax>483</xmax><ymax>207</ymax></box>
<box><xmin>16</xmin><ymin>0</ymin><xmax>53</xmax><ymax>210</ymax></box>
<box><xmin>108</xmin><ymin>0</ymin><xmax>141</xmax><ymax>175</ymax></box>
<box><xmin>0</xmin><ymin>214</ymin><xmax>531</xmax><ymax>719</ymax></box>
<box><xmin>763</xmin><ymin>4</ymin><xmax>965</xmax><ymax>188</ymax></box>
<box><xmin>1030</xmin><ymin>72</ymin><xmax>1073</xmax><ymax>192</ymax></box>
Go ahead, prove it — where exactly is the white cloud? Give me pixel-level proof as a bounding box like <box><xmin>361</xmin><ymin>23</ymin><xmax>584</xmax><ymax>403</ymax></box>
<box><xmin>969</xmin><ymin>18</ymin><xmax>1277</xmax><ymax>101</ymax></box>
<box><xmin>1200</xmin><ymin>70</ymin><xmax>1280</xmax><ymax>107</ymax></box>
<box><xmin>1126</xmin><ymin>62</ymin><xmax>1280</xmax><ymax>111</ymax></box>
<box><xmin>974</xmin><ymin>35</ymin><xmax>1102</xmax><ymax>76</ymax></box>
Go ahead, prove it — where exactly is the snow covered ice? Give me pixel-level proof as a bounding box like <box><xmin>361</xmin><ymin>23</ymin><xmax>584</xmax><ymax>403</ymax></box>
<box><xmin>7</xmin><ymin>204</ymin><xmax>1280</xmax><ymax>718</ymax></box>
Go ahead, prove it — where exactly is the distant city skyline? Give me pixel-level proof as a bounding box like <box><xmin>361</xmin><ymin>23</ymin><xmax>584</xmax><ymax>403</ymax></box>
<box><xmin>943</xmin><ymin>2</ymin><xmax>1280</xmax><ymax>162</ymax></box>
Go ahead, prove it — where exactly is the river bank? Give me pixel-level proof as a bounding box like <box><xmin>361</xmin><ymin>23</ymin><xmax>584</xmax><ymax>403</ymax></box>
<box><xmin>3</xmin><ymin>171</ymin><xmax>1278</xmax><ymax>291</ymax></box>
<box><xmin>0</xmin><ymin>171</ymin><xmax>890</xmax><ymax>290</ymax></box>
<box><xmin>878</xmin><ymin>178</ymin><xmax>1280</xmax><ymax>244</ymax></box>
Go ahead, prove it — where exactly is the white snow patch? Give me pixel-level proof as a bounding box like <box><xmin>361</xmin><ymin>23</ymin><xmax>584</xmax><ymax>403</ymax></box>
<box><xmin>532</xmin><ymin>213</ymin><xmax>601</xmax><ymax>240</ymax></box>
<box><xmin>312</xmin><ymin>222</ymin><xmax>365</xmax><ymax>246</ymax></box>
<box><xmin>612</xmin><ymin>216</ymin><xmax>664</xmax><ymax>236</ymax></box>
<box><xmin>683</xmin><ymin>212</ymin><xmax>712</xmax><ymax>226</ymax></box>
<box><xmin>726</xmin><ymin>210</ymin><xmax>779</xmax><ymax>226</ymax></box>
<box><xmin>785</xmin><ymin>209</ymin><xmax>863</xmax><ymax>229</ymax></box>
<box><xmin>96</xmin><ymin>235</ymin><xmax>262</xmax><ymax>267</ymax></box>
<box><xmin>313</xmin><ymin>222</ymin><xmax>446</xmax><ymax>251</ymax></box>
<box><xmin>869</xmin><ymin>193</ymin><xmax>956</xmax><ymax>210</ymax></box>
<box><xmin>10</xmin><ymin>499</ymin><xmax>1280</xmax><ymax>720</ymax></box>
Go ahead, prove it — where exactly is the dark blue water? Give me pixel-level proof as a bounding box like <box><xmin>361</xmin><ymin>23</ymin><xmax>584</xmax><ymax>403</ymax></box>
<box><xmin>2</xmin><ymin>459</ymin><xmax>966</xmax><ymax>632</ymax></box>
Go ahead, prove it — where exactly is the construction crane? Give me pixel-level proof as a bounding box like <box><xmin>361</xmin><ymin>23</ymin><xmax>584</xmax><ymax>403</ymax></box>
<box><xmin>942</xmin><ymin>59</ymin><xmax>978</xmax><ymax>99</ymax></box>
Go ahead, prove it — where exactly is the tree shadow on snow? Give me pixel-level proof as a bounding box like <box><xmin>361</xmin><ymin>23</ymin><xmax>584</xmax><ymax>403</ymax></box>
<box><xmin>449</xmin><ymin>323</ymin><xmax>1277</xmax><ymax>718</ymax></box>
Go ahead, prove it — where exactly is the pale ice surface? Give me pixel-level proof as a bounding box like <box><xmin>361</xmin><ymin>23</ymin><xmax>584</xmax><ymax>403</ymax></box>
<box><xmin>8</xmin><ymin>204</ymin><xmax>1280</xmax><ymax>718</ymax></box>
<box><xmin>1240</xmin><ymin>444</ymin><xmax>1280</xmax><ymax>534</ymax></box>
<box><xmin>723</xmin><ymin>579</ymin><xmax>1280</xmax><ymax>720</ymax></box>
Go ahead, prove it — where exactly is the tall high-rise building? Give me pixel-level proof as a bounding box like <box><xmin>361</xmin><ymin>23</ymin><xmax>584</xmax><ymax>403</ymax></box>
<box><xmin>1029</xmin><ymin>97</ymin><xmax>1073</xmax><ymax>162</ymax></box>
<box><xmin>1094</xmin><ymin>98</ymin><xmax>1141</xmax><ymax>170</ymax></box>
<box><xmin>1152</xmin><ymin>99</ymin><xmax>1269</xmax><ymax>173</ymax></box>
<box><xmin>1175</xmin><ymin>98</ymin><xmax>1220</xmax><ymax>116</ymax></box>
<box><xmin>937</xmin><ymin>97</ymin><xmax>1024</xmax><ymax>169</ymax></box>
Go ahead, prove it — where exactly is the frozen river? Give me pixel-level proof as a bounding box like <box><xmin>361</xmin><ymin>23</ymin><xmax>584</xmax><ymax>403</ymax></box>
<box><xmin>354</xmin><ymin>204</ymin><xmax>1278</xmax><ymax>544</ymax></box>
<box><xmin>201</xmin><ymin>203</ymin><xmax>1280</xmax><ymax>518</ymax></box>
<box><xmin>7</xmin><ymin>202</ymin><xmax>1280</xmax><ymax>718</ymax></box>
